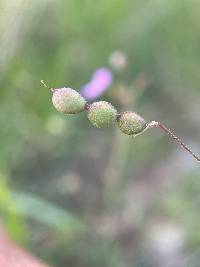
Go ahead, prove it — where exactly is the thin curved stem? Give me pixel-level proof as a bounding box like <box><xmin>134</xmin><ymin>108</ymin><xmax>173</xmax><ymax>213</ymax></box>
<box><xmin>147</xmin><ymin>121</ymin><xmax>200</xmax><ymax>162</ymax></box>
<box><xmin>41</xmin><ymin>80</ymin><xmax>54</xmax><ymax>93</ymax></box>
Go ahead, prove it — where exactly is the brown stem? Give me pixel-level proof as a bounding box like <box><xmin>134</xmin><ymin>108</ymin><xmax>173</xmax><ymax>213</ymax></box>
<box><xmin>147</xmin><ymin>121</ymin><xmax>200</xmax><ymax>162</ymax></box>
<box><xmin>84</xmin><ymin>103</ymin><xmax>90</xmax><ymax>111</ymax></box>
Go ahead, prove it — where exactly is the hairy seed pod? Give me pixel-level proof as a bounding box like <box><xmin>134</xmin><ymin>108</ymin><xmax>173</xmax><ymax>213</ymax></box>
<box><xmin>52</xmin><ymin>88</ymin><xmax>86</xmax><ymax>114</ymax></box>
<box><xmin>87</xmin><ymin>101</ymin><xmax>117</xmax><ymax>128</ymax></box>
<box><xmin>117</xmin><ymin>111</ymin><xmax>147</xmax><ymax>135</ymax></box>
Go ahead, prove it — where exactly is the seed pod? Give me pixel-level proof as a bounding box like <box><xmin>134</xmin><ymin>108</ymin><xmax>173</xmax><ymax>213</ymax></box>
<box><xmin>117</xmin><ymin>111</ymin><xmax>147</xmax><ymax>135</ymax></box>
<box><xmin>87</xmin><ymin>101</ymin><xmax>117</xmax><ymax>128</ymax></box>
<box><xmin>52</xmin><ymin>88</ymin><xmax>86</xmax><ymax>114</ymax></box>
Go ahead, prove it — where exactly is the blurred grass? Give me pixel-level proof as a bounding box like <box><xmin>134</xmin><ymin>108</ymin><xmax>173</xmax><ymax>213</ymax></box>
<box><xmin>12</xmin><ymin>191</ymin><xmax>84</xmax><ymax>234</ymax></box>
<box><xmin>0</xmin><ymin>176</ymin><xmax>26</xmax><ymax>242</ymax></box>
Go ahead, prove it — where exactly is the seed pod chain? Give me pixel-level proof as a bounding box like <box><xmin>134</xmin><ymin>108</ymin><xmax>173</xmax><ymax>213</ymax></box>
<box><xmin>41</xmin><ymin>80</ymin><xmax>200</xmax><ymax>162</ymax></box>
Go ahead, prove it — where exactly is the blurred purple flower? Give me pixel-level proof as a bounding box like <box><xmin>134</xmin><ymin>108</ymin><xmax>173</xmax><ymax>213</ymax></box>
<box><xmin>81</xmin><ymin>67</ymin><xmax>113</xmax><ymax>100</ymax></box>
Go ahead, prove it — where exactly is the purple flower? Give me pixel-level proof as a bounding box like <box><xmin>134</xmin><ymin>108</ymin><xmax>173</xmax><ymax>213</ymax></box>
<box><xmin>81</xmin><ymin>67</ymin><xmax>113</xmax><ymax>100</ymax></box>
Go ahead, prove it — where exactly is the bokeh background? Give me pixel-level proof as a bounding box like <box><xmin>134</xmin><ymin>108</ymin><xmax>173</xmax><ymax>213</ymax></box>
<box><xmin>0</xmin><ymin>0</ymin><xmax>200</xmax><ymax>266</ymax></box>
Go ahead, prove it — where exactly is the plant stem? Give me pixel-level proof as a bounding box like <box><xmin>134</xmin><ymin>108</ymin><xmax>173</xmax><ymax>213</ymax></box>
<box><xmin>147</xmin><ymin>121</ymin><xmax>200</xmax><ymax>162</ymax></box>
<box><xmin>41</xmin><ymin>80</ymin><xmax>54</xmax><ymax>93</ymax></box>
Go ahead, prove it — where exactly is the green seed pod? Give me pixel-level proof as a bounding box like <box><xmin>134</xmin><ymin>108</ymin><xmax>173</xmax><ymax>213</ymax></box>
<box><xmin>117</xmin><ymin>111</ymin><xmax>147</xmax><ymax>135</ymax></box>
<box><xmin>87</xmin><ymin>101</ymin><xmax>117</xmax><ymax>128</ymax></box>
<box><xmin>52</xmin><ymin>88</ymin><xmax>86</xmax><ymax>114</ymax></box>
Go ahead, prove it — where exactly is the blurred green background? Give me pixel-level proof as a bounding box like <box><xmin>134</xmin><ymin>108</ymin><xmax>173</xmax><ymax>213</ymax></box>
<box><xmin>0</xmin><ymin>0</ymin><xmax>200</xmax><ymax>266</ymax></box>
